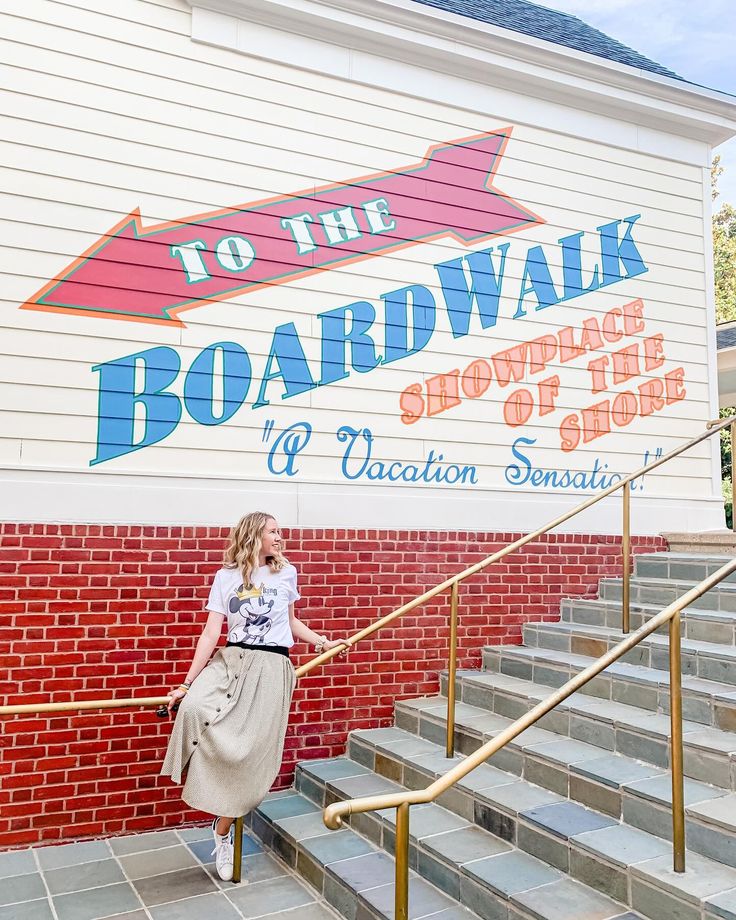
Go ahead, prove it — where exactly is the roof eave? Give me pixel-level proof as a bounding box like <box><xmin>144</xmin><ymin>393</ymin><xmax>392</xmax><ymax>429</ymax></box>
<box><xmin>191</xmin><ymin>0</ymin><xmax>736</xmax><ymax>146</ymax></box>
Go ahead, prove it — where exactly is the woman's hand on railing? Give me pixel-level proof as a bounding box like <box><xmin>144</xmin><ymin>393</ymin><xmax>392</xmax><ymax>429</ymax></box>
<box><xmin>166</xmin><ymin>686</ymin><xmax>187</xmax><ymax>714</ymax></box>
<box><xmin>322</xmin><ymin>638</ymin><xmax>351</xmax><ymax>657</ymax></box>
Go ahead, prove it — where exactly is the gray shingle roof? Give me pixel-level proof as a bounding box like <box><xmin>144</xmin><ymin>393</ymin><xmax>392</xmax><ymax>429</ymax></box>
<box><xmin>718</xmin><ymin>327</ymin><xmax>736</xmax><ymax>350</ymax></box>
<box><xmin>410</xmin><ymin>0</ymin><xmax>680</xmax><ymax>80</ymax></box>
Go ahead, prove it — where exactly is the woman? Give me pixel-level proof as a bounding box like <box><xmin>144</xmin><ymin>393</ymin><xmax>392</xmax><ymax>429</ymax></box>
<box><xmin>160</xmin><ymin>511</ymin><xmax>348</xmax><ymax>882</ymax></box>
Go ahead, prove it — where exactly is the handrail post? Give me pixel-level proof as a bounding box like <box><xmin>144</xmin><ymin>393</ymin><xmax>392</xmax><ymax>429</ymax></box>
<box><xmin>395</xmin><ymin>802</ymin><xmax>410</xmax><ymax>920</ymax></box>
<box><xmin>732</xmin><ymin>422</ymin><xmax>736</xmax><ymax>533</ymax></box>
<box><xmin>669</xmin><ymin>609</ymin><xmax>686</xmax><ymax>873</ymax></box>
<box><xmin>232</xmin><ymin>815</ymin><xmax>244</xmax><ymax>883</ymax></box>
<box><xmin>446</xmin><ymin>581</ymin><xmax>459</xmax><ymax>758</ymax></box>
<box><xmin>622</xmin><ymin>481</ymin><xmax>631</xmax><ymax>634</ymax></box>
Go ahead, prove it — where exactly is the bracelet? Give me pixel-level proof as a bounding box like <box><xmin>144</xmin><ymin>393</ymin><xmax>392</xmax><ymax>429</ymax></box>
<box><xmin>314</xmin><ymin>635</ymin><xmax>328</xmax><ymax>654</ymax></box>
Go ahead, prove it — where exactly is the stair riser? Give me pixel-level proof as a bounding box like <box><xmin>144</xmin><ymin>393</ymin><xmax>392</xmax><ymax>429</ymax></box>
<box><xmin>443</xmin><ymin>675</ymin><xmax>736</xmax><ymax>792</ymax></box>
<box><xmin>393</xmin><ymin>704</ymin><xmax>736</xmax><ymax>869</ymax></box>
<box><xmin>621</xmin><ymin>793</ymin><xmax>736</xmax><ymax>870</ymax></box>
<box><xmin>561</xmin><ymin>601</ymin><xmax>736</xmax><ymax>646</ymax></box>
<box><xmin>601</xmin><ymin>579</ymin><xmax>736</xmax><ymax>612</ymax></box>
<box><xmin>524</xmin><ymin>624</ymin><xmax>736</xmax><ymax>688</ymax></box>
<box><xmin>338</xmin><ymin>740</ymin><xmax>697</xmax><ymax>920</ymax></box>
<box><xmin>481</xmin><ymin>648</ymin><xmax>736</xmax><ymax>731</ymax></box>
<box><xmin>634</xmin><ymin>557</ymin><xmax>736</xmax><ymax>582</ymax></box>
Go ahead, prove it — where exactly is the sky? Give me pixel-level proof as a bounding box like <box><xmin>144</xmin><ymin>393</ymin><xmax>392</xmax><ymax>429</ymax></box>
<box><xmin>538</xmin><ymin>0</ymin><xmax>736</xmax><ymax>206</ymax></box>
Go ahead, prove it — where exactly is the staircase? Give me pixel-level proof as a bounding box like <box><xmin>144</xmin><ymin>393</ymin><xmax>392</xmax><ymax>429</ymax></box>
<box><xmin>249</xmin><ymin>552</ymin><xmax>736</xmax><ymax>920</ymax></box>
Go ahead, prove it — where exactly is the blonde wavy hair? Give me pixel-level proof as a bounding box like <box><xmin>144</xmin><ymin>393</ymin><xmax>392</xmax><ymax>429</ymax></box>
<box><xmin>223</xmin><ymin>511</ymin><xmax>288</xmax><ymax>587</ymax></box>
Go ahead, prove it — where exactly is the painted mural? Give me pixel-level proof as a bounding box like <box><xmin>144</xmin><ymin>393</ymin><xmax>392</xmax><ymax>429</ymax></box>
<box><xmin>19</xmin><ymin>127</ymin><xmax>685</xmax><ymax>495</ymax></box>
<box><xmin>0</xmin><ymin>1</ymin><xmax>716</xmax><ymax>530</ymax></box>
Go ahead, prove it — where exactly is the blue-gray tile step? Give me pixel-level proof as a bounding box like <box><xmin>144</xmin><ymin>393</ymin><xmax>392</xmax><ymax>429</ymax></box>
<box><xmin>249</xmin><ymin>785</ymin><xmax>484</xmax><ymax>919</ymax></box>
<box><xmin>444</xmin><ymin>671</ymin><xmax>736</xmax><ymax>792</ymax></box>
<box><xmin>394</xmin><ymin>691</ymin><xmax>736</xmax><ymax>867</ymax></box>
<box><xmin>632</xmin><ymin>554</ymin><xmax>736</xmax><ymax>582</ymax></box>
<box><xmin>561</xmin><ymin>597</ymin><xmax>736</xmax><ymax>645</ymax></box>
<box><xmin>291</xmin><ymin>754</ymin><xmax>637</xmax><ymax>920</ymax></box>
<box><xmin>599</xmin><ymin>576</ymin><xmax>736</xmax><ymax>612</ymax></box>
<box><xmin>481</xmin><ymin>644</ymin><xmax>736</xmax><ymax>732</ymax></box>
<box><xmin>524</xmin><ymin>620</ymin><xmax>736</xmax><ymax>687</ymax></box>
<box><xmin>340</xmin><ymin>729</ymin><xmax>736</xmax><ymax>918</ymax></box>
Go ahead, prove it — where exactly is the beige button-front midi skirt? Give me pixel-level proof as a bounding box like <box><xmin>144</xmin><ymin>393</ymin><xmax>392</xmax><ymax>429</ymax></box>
<box><xmin>160</xmin><ymin>645</ymin><xmax>295</xmax><ymax>817</ymax></box>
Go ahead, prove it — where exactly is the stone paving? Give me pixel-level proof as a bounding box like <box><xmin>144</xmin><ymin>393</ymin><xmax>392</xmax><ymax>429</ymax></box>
<box><xmin>0</xmin><ymin>823</ymin><xmax>340</xmax><ymax>920</ymax></box>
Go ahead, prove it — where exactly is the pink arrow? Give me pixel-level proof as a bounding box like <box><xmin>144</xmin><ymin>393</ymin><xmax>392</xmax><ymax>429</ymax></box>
<box><xmin>23</xmin><ymin>128</ymin><xmax>543</xmax><ymax>326</ymax></box>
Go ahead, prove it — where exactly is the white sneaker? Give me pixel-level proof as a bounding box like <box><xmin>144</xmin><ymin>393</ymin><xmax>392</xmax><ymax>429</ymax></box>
<box><xmin>211</xmin><ymin>818</ymin><xmax>234</xmax><ymax>882</ymax></box>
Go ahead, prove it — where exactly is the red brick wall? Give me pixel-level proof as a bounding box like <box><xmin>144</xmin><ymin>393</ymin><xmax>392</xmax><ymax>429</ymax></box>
<box><xmin>0</xmin><ymin>523</ymin><xmax>666</xmax><ymax>849</ymax></box>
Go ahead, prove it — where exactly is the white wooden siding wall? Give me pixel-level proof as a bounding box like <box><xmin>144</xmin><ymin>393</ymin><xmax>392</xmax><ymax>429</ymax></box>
<box><xmin>0</xmin><ymin>0</ymin><xmax>724</xmax><ymax>531</ymax></box>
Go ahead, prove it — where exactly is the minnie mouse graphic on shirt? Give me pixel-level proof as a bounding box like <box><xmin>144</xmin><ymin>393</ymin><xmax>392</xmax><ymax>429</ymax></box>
<box><xmin>208</xmin><ymin>565</ymin><xmax>298</xmax><ymax>648</ymax></box>
<box><xmin>227</xmin><ymin>586</ymin><xmax>275</xmax><ymax>645</ymax></box>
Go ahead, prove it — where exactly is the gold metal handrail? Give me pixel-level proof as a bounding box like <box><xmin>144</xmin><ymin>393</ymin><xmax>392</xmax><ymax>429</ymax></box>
<box><xmin>309</xmin><ymin>414</ymin><xmax>736</xmax><ymax>750</ymax></box>
<box><xmin>325</xmin><ymin>558</ymin><xmax>736</xmax><ymax>919</ymax></box>
<box><xmin>302</xmin><ymin>415</ymin><xmax>735</xmax><ymax>736</ymax></box>
<box><xmin>314</xmin><ymin>414</ymin><xmax>736</xmax><ymax>920</ymax></box>
<box><xmin>1</xmin><ymin>417</ymin><xmax>734</xmax><ymax>892</ymax></box>
<box><xmin>3</xmin><ymin>416</ymin><xmax>733</xmax><ymax>723</ymax></box>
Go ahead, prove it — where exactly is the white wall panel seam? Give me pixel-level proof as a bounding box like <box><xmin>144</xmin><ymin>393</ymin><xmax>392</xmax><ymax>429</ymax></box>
<box><xmin>0</xmin><ymin>9</ymin><xmax>717</xmax><ymax>168</ymax></box>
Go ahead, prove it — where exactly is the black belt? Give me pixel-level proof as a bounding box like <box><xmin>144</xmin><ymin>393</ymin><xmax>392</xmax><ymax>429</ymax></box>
<box><xmin>226</xmin><ymin>641</ymin><xmax>290</xmax><ymax>658</ymax></box>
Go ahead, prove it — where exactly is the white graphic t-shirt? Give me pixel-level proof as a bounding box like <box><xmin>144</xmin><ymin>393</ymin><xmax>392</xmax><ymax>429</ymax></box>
<box><xmin>206</xmin><ymin>564</ymin><xmax>299</xmax><ymax>647</ymax></box>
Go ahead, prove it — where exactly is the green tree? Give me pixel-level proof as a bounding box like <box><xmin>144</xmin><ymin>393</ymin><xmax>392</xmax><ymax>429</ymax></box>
<box><xmin>719</xmin><ymin>408</ymin><xmax>733</xmax><ymax>528</ymax></box>
<box><xmin>713</xmin><ymin>154</ymin><xmax>736</xmax><ymax>323</ymax></box>
<box><xmin>714</xmin><ymin>156</ymin><xmax>736</xmax><ymax>526</ymax></box>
